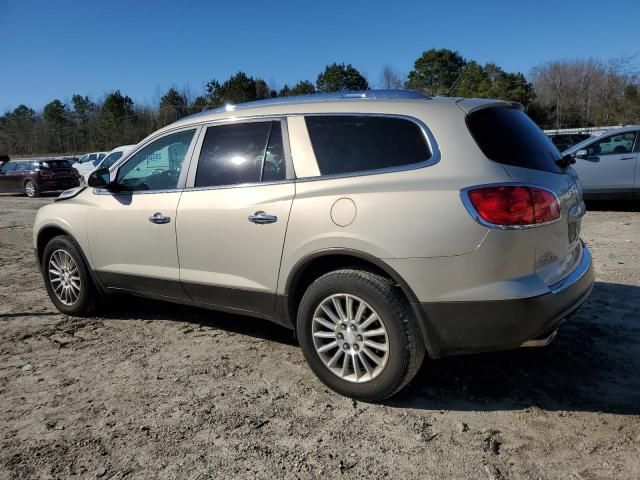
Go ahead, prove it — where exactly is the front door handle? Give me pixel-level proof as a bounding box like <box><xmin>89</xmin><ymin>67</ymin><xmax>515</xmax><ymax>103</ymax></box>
<box><xmin>148</xmin><ymin>212</ymin><xmax>171</xmax><ymax>224</ymax></box>
<box><xmin>248</xmin><ymin>211</ymin><xmax>278</xmax><ymax>224</ymax></box>
<box><xmin>620</xmin><ymin>156</ymin><xmax>635</xmax><ymax>160</ymax></box>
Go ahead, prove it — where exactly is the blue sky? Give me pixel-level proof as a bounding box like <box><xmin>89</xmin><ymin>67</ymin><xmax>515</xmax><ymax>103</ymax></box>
<box><xmin>1</xmin><ymin>0</ymin><xmax>638</xmax><ymax>112</ymax></box>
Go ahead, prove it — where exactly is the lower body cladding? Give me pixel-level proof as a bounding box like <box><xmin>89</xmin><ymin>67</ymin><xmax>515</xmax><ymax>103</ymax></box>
<box><xmin>410</xmin><ymin>247</ymin><xmax>594</xmax><ymax>358</ymax></box>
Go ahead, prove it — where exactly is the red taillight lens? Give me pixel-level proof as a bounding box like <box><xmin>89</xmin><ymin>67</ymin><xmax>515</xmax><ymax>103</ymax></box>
<box><xmin>39</xmin><ymin>170</ymin><xmax>54</xmax><ymax>177</ymax></box>
<box><xmin>466</xmin><ymin>185</ymin><xmax>560</xmax><ymax>227</ymax></box>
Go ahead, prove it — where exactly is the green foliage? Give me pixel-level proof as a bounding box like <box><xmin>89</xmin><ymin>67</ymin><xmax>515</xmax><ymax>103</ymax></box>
<box><xmin>102</xmin><ymin>90</ymin><xmax>135</xmax><ymax>145</ymax></box>
<box><xmin>406</xmin><ymin>49</ymin><xmax>535</xmax><ymax>108</ymax></box>
<box><xmin>71</xmin><ymin>94</ymin><xmax>95</xmax><ymax>121</ymax></box>
<box><xmin>280</xmin><ymin>80</ymin><xmax>316</xmax><ymax>96</ymax></box>
<box><xmin>1</xmin><ymin>54</ymin><xmax>637</xmax><ymax>156</ymax></box>
<box><xmin>205</xmin><ymin>71</ymin><xmax>271</xmax><ymax>107</ymax></box>
<box><xmin>316</xmin><ymin>63</ymin><xmax>369</xmax><ymax>92</ymax></box>
<box><xmin>158</xmin><ymin>88</ymin><xmax>188</xmax><ymax>126</ymax></box>
<box><xmin>406</xmin><ymin>49</ymin><xmax>466</xmax><ymax>95</ymax></box>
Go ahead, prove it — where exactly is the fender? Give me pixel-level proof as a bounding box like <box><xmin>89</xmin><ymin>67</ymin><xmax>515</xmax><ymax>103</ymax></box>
<box><xmin>35</xmin><ymin>223</ymin><xmax>107</xmax><ymax>295</ymax></box>
<box><xmin>281</xmin><ymin>247</ymin><xmax>440</xmax><ymax>357</ymax></box>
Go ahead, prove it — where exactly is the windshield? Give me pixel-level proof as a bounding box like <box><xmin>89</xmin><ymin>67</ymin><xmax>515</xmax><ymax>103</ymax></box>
<box><xmin>101</xmin><ymin>151</ymin><xmax>124</xmax><ymax>169</ymax></box>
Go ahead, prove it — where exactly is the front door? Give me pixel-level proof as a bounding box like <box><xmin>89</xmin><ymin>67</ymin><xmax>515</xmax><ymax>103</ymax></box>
<box><xmin>86</xmin><ymin>127</ymin><xmax>199</xmax><ymax>298</ymax></box>
<box><xmin>573</xmin><ymin>131</ymin><xmax>638</xmax><ymax>195</ymax></box>
<box><xmin>177</xmin><ymin>119</ymin><xmax>294</xmax><ymax>317</ymax></box>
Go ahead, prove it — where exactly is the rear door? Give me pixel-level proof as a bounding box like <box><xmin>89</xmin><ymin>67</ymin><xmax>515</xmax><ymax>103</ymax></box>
<box><xmin>466</xmin><ymin>106</ymin><xmax>585</xmax><ymax>287</ymax></box>
<box><xmin>571</xmin><ymin>131</ymin><xmax>637</xmax><ymax>195</ymax></box>
<box><xmin>177</xmin><ymin>119</ymin><xmax>294</xmax><ymax>318</ymax></box>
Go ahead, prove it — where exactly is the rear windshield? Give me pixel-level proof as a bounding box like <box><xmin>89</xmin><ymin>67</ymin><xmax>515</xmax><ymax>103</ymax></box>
<box><xmin>38</xmin><ymin>160</ymin><xmax>73</xmax><ymax>169</ymax></box>
<box><xmin>467</xmin><ymin>107</ymin><xmax>563</xmax><ymax>173</ymax></box>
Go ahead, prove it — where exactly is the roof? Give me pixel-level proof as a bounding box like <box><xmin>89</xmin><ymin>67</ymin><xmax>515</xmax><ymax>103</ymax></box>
<box><xmin>181</xmin><ymin>89</ymin><xmax>431</xmax><ymax>122</ymax></box>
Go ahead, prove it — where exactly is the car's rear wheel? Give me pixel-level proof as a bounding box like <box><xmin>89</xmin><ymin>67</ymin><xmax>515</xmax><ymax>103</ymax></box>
<box><xmin>297</xmin><ymin>269</ymin><xmax>425</xmax><ymax>401</ymax></box>
<box><xmin>24</xmin><ymin>180</ymin><xmax>39</xmax><ymax>197</ymax></box>
<box><xmin>42</xmin><ymin>235</ymin><xmax>100</xmax><ymax>316</ymax></box>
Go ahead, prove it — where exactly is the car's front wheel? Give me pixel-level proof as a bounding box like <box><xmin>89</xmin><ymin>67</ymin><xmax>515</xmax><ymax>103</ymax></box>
<box><xmin>24</xmin><ymin>180</ymin><xmax>40</xmax><ymax>197</ymax></box>
<box><xmin>297</xmin><ymin>269</ymin><xmax>425</xmax><ymax>401</ymax></box>
<box><xmin>42</xmin><ymin>235</ymin><xmax>100</xmax><ymax>316</ymax></box>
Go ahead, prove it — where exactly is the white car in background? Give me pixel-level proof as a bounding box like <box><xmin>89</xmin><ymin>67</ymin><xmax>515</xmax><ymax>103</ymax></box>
<box><xmin>564</xmin><ymin>125</ymin><xmax>639</xmax><ymax>200</ymax></box>
<box><xmin>77</xmin><ymin>146</ymin><xmax>135</xmax><ymax>181</ymax></box>
<box><xmin>73</xmin><ymin>152</ymin><xmax>109</xmax><ymax>179</ymax></box>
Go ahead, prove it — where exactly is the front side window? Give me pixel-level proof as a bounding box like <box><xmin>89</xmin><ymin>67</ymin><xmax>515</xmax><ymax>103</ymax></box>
<box><xmin>195</xmin><ymin>121</ymin><xmax>286</xmax><ymax>188</ymax></box>
<box><xmin>102</xmin><ymin>151</ymin><xmax>124</xmax><ymax>169</ymax></box>
<box><xmin>117</xmin><ymin>129</ymin><xmax>195</xmax><ymax>191</ymax></box>
<box><xmin>305</xmin><ymin>116</ymin><xmax>431</xmax><ymax>176</ymax></box>
<box><xmin>588</xmin><ymin>132</ymin><xmax>636</xmax><ymax>156</ymax></box>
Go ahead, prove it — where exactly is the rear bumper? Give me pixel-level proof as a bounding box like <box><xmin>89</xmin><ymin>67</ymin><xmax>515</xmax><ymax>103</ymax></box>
<box><xmin>39</xmin><ymin>179</ymin><xmax>80</xmax><ymax>191</ymax></box>
<box><xmin>417</xmin><ymin>246</ymin><xmax>594</xmax><ymax>358</ymax></box>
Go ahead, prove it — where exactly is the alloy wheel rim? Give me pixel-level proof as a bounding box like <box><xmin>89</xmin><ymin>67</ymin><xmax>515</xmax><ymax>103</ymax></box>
<box><xmin>48</xmin><ymin>249</ymin><xmax>81</xmax><ymax>306</ymax></box>
<box><xmin>25</xmin><ymin>182</ymin><xmax>35</xmax><ymax>196</ymax></box>
<box><xmin>312</xmin><ymin>293</ymin><xmax>389</xmax><ymax>383</ymax></box>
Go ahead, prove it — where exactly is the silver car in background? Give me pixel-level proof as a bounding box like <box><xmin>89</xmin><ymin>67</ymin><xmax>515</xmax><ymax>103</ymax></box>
<box><xmin>564</xmin><ymin>125</ymin><xmax>640</xmax><ymax>200</ymax></box>
<box><xmin>34</xmin><ymin>91</ymin><xmax>594</xmax><ymax>400</ymax></box>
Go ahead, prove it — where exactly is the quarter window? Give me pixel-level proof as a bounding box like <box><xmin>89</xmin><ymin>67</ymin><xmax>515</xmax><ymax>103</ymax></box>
<box><xmin>588</xmin><ymin>132</ymin><xmax>637</xmax><ymax>156</ymax></box>
<box><xmin>305</xmin><ymin>116</ymin><xmax>431</xmax><ymax>176</ymax></box>
<box><xmin>116</xmin><ymin>129</ymin><xmax>195</xmax><ymax>191</ymax></box>
<box><xmin>195</xmin><ymin>121</ymin><xmax>286</xmax><ymax>188</ymax></box>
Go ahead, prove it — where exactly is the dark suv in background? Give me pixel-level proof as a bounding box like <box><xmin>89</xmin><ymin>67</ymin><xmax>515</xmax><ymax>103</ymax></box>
<box><xmin>0</xmin><ymin>159</ymin><xmax>80</xmax><ymax>197</ymax></box>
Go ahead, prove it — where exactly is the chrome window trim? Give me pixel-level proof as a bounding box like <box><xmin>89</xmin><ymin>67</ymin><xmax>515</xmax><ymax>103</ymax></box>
<box><xmin>184</xmin><ymin>116</ymin><xmax>294</xmax><ymax>190</ymax></box>
<box><xmin>295</xmin><ymin>113</ymin><xmax>440</xmax><ymax>182</ymax></box>
<box><xmin>459</xmin><ymin>183</ymin><xmax>563</xmax><ymax>230</ymax></box>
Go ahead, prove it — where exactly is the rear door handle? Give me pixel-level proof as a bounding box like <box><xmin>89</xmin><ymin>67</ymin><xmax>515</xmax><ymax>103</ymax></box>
<box><xmin>620</xmin><ymin>156</ymin><xmax>635</xmax><ymax>160</ymax></box>
<box><xmin>148</xmin><ymin>212</ymin><xmax>171</xmax><ymax>224</ymax></box>
<box><xmin>248</xmin><ymin>211</ymin><xmax>278</xmax><ymax>224</ymax></box>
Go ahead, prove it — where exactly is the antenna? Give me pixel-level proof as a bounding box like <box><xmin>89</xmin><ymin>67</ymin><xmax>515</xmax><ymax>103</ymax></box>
<box><xmin>446</xmin><ymin>64</ymin><xmax>470</xmax><ymax>96</ymax></box>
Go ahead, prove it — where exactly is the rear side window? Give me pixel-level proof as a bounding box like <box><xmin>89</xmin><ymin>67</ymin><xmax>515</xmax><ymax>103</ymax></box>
<box><xmin>195</xmin><ymin>121</ymin><xmax>286</xmax><ymax>188</ymax></box>
<box><xmin>467</xmin><ymin>107</ymin><xmax>563</xmax><ymax>173</ymax></box>
<box><xmin>305</xmin><ymin>116</ymin><xmax>431</xmax><ymax>176</ymax></box>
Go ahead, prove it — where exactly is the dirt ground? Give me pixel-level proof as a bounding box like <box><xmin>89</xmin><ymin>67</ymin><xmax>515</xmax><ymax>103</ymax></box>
<box><xmin>1</xmin><ymin>193</ymin><xmax>639</xmax><ymax>480</ymax></box>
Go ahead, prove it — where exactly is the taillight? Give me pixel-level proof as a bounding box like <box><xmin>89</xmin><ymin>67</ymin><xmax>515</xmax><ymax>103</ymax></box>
<box><xmin>39</xmin><ymin>170</ymin><xmax>54</xmax><ymax>177</ymax></box>
<box><xmin>464</xmin><ymin>185</ymin><xmax>560</xmax><ymax>227</ymax></box>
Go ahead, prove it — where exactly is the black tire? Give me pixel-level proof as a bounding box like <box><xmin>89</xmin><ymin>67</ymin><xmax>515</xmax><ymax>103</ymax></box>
<box><xmin>24</xmin><ymin>179</ymin><xmax>40</xmax><ymax>197</ymax></box>
<box><xmin>297</xmin><ymin>269</ymin><xmax>425</xmax><ymax>401</ymax></box>
<box><xmin>42</xmin><ymin>235</ymin><xmax>100</xmax><ymax>316</ymax></box>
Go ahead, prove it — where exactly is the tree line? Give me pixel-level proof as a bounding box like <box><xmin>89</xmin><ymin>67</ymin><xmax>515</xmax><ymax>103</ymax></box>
<box><xmin>1</xmin><ymin>49</ymin><xmax>638</xmax><ymax>156</ymax></box>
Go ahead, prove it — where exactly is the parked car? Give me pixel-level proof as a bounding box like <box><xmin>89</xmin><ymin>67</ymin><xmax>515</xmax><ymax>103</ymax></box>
<box><xmin>1</xmin><ymin>159</ymin><xmax>80</xmax><ymax>197</ymax></box>
<box><xmin>33</xmin><ymin>90</ymin><xmax>594</xmax><ymax>400</ymax></box>
<box><xmin>73</xmin><ymin>152</ymin><xmax>109</xmax><ymax>178</ymax></box>
<box><xmin>563</xmin><ymin>125</ymin><xmax>639</xmax><ymax>200</ymax></box>
<box><xmin>78</xmin><ymin>145</ymin><xmax>136</xmax><ymax>181</ymax></box>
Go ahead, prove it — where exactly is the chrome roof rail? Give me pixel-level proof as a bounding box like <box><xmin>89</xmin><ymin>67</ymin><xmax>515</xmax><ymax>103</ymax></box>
<box><xmin>184</xmin><ymin>89</ymin><xmax>431</xmax><ymax>120</ymax></box>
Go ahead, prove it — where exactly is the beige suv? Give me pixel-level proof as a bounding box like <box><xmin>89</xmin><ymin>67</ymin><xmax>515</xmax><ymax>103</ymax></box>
<box><xmin>34</xmin><ymin>90</ymin><xmax>594</xmax><ymax>400</ymax></box>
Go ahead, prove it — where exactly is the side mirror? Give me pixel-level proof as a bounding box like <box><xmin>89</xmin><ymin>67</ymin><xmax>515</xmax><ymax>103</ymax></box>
<box><xmin>575</xmin><ymin>149</ymin><xmax>589</xmax><ymax>159</ymax></box>
<box><xmin>87</xmin><ymin>167</ymin><xmax>112</xmax><ymax>188</ymax></box>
